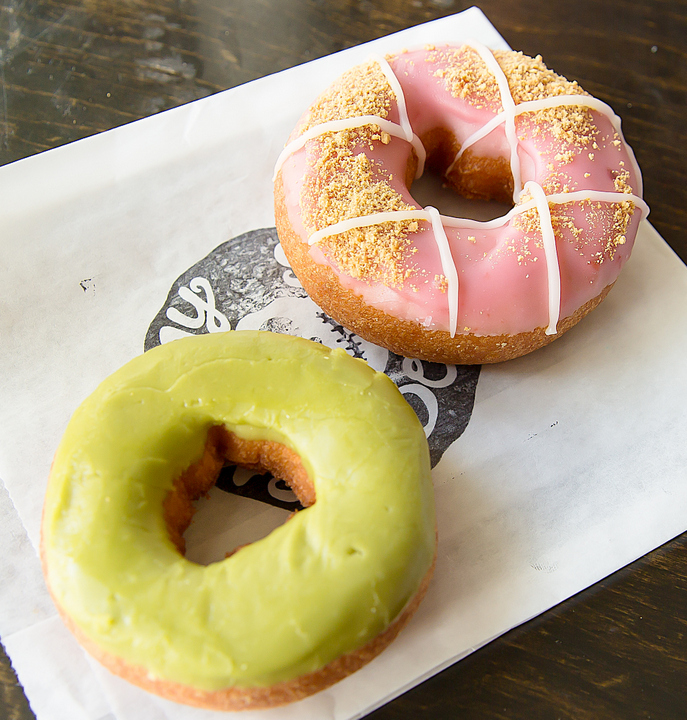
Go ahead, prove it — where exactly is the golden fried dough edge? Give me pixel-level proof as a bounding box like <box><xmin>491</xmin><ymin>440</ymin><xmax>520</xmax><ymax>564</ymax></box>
<box><xmin>41</xmin><ymin>428</ymin><xmax>437</xmax><ymax>711</ymax></box>
<box><xmin>274</xmin><ymin>173</ymin><xmax>612</xmax><ymax>365</ymax></box>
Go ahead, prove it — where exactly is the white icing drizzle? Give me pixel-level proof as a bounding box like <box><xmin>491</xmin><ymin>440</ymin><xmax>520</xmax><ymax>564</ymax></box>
<box><xmin>308</xmin><ymin>205</ymin><xmax>460</xmax><ymax>336</ymax></box>
<box><xmin>447</xmin><ymin>48</ymin><xmax>643</xmax><ymax>197</ymax></box>
<box><xmin>524</xmin><ymin>181</ymin><xmax>561</xmax><ymax>335</ymax></box>
<box><xmin>293</xmin><ymin>43</ymin><xmax>649</xmax><ymax>338</ymax></box>
<box><xmin>547</xmin><ymin>189</ymin><xmax>649</xmax><ymax>216</ymax></box>
<box><xmin>308</xmin><ymin>189</ymin><xmax>648</xmax><ymax>243</ymax></box>
<box><xmin>447</xmin><ymin>94</ymin><xmax>624</xmax><ymax>175</ymax></box>
<box><xmin>426</xmin><ymin>205</ymin><xmax>459</xmax><ymax>337</ymax></box>
<box><xmin>439</xmin><ymin>190</ymin><xmax>648</xmax><ymax>231</ymax></box>
<box><xmin>273</xmin><ymin>115</ymin><xmax>425</xmax><ymax>181</ymax></box>
<box><xmin>308</xmin><ymin>209</ymin><xmax>430</xmax><ymax>247</ymax></box>
<box><xmin>273</xmin><ymin>55</ymin><xmax>427</xmax><ymax>181</ymax></box>
<box><xmin>307</xmin><ymin>187</ymin><xmax>648</xmax><ymax>336</ymax></box>
<box><xmin>464</xmin><ymin>41</ymin><xmax>522</xmax><ymax>200</ymax></box>
<box><xmin>369</xmin><ymin>54</ymin><xmax>414</xmax><ymax>145</ymax></box>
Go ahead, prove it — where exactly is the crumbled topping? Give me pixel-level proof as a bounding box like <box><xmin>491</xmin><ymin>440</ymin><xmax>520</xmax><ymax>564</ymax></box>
<box><xmin>428</xmin><ymin>48</ymin><xmax>599</xmax><ymax>160</ymax></box>
<box><xmin>301</xmin><ymin>131</ymin><xmax>417</xmax><ymax>286</ymax></box>
<box><xmin>495</xmin><ymin>50</ymin><xmax>597</xmax><ymax>158</ymax></box>
<box><xmin>294</xmin><ymin>47</ymin><xmax>638</xmax><ymax>286</ymax></box>
<box><xmin>428</xmin><ymin>46</ymin><xmax>501</xmax><ymax>109</ymax></box>
<box><xmin>492</xmin><ymin>50</ymin><xmax>587</xmax><ymax>103</ymax></box>
<box><xmin>607</xmin><ymin>168</ymin><xmax>636</xmax><ymax>258</ymax></box>
<box><xmin>613</xmin><ymin>168</ymin><xmax>632</xmax><ymax>194</ymax></box>
<box><xmin>513</xmin><ymin>206</ymin><xmax>543</xmax><ymax>244</ymax></box>
<box><xmin>300</xmin><ymin>60</ymin><xmax>393</xmax><ymax>131</ymax></box>
<box><xmin>435</xmin><ymin>274</ymin><xmax>449</xmax><ymax>292</ymax></box>
<box><xmin>550</xmin><ymin>207</ymin><xmax>584</xmax><ymax>247</ymax></box>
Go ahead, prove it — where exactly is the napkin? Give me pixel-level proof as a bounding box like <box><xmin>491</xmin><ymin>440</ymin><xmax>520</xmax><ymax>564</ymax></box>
<box><xmin>2</xmin><ymin>7</ymin><xmax>686</xmax><ymax>720</ymax></box>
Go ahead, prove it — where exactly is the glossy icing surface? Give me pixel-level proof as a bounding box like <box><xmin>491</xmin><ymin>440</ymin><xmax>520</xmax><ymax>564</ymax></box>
<box><xmin>41</xmin><ymin>331</ymin><xmax>435</xmax><ymax>690</ymax></box>
<box><xmin>277</xmin><ymin>44</ymin><xmax>647</xmax><ymax>337</ymax></box>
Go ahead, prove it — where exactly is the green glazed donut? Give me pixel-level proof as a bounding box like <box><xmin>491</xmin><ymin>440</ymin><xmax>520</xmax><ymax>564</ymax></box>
<box><xmin>41</xmin><ymin>331</ymin><xmax>436</xmax><ymax>710</ymax></box>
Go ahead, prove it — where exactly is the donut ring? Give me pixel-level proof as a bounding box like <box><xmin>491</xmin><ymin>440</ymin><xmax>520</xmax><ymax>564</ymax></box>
<box><xmin>40</xmin><ymin>331</ymin><xmax>436</xmax><ymax>710</ymax></box>
<box><xmin>274</xmin><ymin>43</ymin><xmax>648</xmax><ymax>364</ymax></box>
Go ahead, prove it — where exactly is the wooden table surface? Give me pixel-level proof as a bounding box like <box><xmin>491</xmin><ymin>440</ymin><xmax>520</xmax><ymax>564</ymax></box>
<box><xmin>1</xmin><ymin>1</ymin><xmax>685</xmax><ymax>718</ymax></box>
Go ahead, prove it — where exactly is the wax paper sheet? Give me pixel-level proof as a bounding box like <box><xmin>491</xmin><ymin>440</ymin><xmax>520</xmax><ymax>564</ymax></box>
<box><xmin>2</xmin><ymin>7</ymin><xmax>686</xmax><ymax>720</ymax></box>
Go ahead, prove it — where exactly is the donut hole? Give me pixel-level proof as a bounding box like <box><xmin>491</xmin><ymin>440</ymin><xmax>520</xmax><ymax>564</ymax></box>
<box><xmin>411</xmin><ymin>170</ymin><xmax>513</xmax><ymax>221</ymax></box>
<box><xmin>163</xmin><ymin>425</ymin><xmax>314</xmax><ymax>566</ymax></box>
<box><xmin>410</xmin><ymin>132</ymin><xmax>513</xmax><ymax>221</ymax></box>
<box><xmin>182</xmin><ymin>484</ymin><xmax>293</xmax><ymax>566</ymax></box>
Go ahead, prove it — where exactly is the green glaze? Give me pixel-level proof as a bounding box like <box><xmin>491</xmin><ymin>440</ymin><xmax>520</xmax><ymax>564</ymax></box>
<box><xmin>42</xmin><ymin>331</ymin><xmax>435</xmax><ymax>690</ymax></box>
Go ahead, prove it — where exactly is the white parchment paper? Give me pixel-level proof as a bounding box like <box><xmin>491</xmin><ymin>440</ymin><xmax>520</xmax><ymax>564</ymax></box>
<box><xmin>1</xmin><ymin>8</ymin><xmax>686</xmax><ymax>720</ymax></box>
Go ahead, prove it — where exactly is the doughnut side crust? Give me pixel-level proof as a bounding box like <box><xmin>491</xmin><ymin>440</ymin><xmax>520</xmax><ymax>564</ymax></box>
<box><xmin>43</xmin><ymin>426</ymin><xmax>435</xmax><ymax>709</ymax></box>
<box><xmin>275</xmin><ymin>174</ymin><xmax>612</xmax><ymax>364</ymax></box>
<box><xmin>48</xmin><ymin>553</ymin><xmax>435</xmax><ymax>710</ymax></box>
<box><xmin>40</xmin><ymin>332</ymin><xmax>436</xmax><ymax>709</ymax></box>
<box><xmin>274</xmin><ymin>45</ymin><xmax>644</xmax><ymax>363</ymax></box>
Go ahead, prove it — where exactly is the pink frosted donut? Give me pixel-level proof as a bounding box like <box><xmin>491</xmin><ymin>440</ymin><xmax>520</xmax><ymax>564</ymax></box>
<box><xmin>273</xmin><ymin>43</ymin><xmax>648</xmax><ymax>364</ymax></box>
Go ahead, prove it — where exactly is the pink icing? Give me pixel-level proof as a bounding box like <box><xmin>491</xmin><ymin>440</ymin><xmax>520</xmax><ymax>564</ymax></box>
<box><xmin>278</xmin><ymin>44</ymin><xmax>647</xmax><ymax>337</ymax></box>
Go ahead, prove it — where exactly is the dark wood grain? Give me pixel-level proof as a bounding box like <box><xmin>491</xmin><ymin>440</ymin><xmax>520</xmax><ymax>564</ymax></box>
<box><xmin>1</xmin><ymin>0</ymin><xmax>685</xmax><ymax>261</ymax></box>
<box><xmin>0</xmin><ymin>641</ymin><xmax>33</xmax><ymax>720</ymax></box>
<box><xmin>369</xmin><ymin>534</ymin><xmax>687</xmax><ymax>720</ymax></box>
<box><xmin>1</xmin><ymin>1</ymin><xmax>686</xmax><ymax>718</ymax></box>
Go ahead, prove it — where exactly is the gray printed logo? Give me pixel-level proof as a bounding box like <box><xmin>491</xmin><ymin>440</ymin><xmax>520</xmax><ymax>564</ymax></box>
<box><xmin>145</xmin><ymin>228</ymin><xmax>479</xmax><ymax>509</ymax></box>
